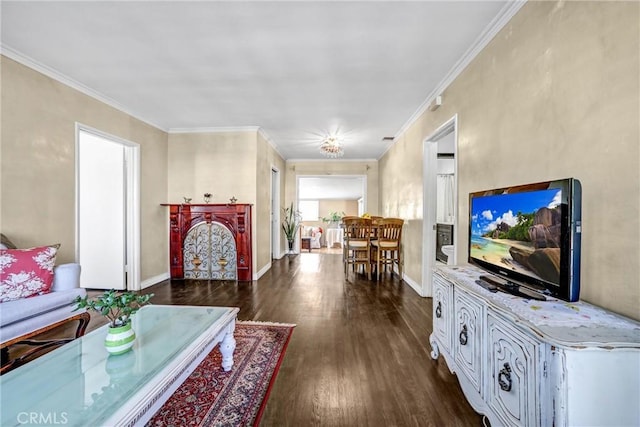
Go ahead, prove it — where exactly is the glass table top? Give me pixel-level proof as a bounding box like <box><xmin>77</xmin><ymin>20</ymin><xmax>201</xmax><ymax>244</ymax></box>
<box><xmin>0</xmin><ymin>305</ymin><xmax>237</xmax><ymax>427</ymax></box>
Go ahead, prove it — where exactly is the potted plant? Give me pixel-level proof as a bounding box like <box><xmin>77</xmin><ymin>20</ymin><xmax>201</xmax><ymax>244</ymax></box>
<box><xmin>74</xmin><ymin>290</ymin><xmax>153</xmax><ymax>355</ymax></box>
<box><xmin>282</xmin><ymin>202</ymin><xmax>302</xmax><ymax>252</ymax></box>
<box><xmin>322</xmin><ymin>211</ymin><xmax>345</xmax><ymax>228</ymax></box>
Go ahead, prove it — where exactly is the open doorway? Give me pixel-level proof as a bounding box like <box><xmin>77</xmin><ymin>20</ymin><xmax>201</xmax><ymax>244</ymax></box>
<box><xmin>76</xmin><ymin>125</ymin><xmax>140</xmax><ymax>290</ymax></box>
<box><xmin>297</xmin><ymin>176</ymin><xmax>366</xmax><ymax>252</ymax></box>
<box><xmin>421</xmin><ymin>116</ymin><xmax>458</xmax><ymax>297</ymax></box>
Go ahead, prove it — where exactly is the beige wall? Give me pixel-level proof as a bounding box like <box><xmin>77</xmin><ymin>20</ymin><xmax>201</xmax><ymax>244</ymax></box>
<box><xmin>167</xmin><ymin>131</ymin><xmax>257</xmax><ymax>204</ymax></box>
<box><xmin>320</xmin><ymin>200</ymin><xmax>359</xmax><ymax>218</ymax></box>
<box><xmin>379</xmin><ymin>121</ymin><xmax>426</xmax><ymax>285</ymax></box>
<box><xmin>380</xmin><ymin>1</ymin><xmax>640</xmax><ymax>320</ymax></box>
<box><xmin>1</xmin><ymin>56</ymin><xmax>169</xmax><ymax>283</ymax></box>
<box><xmin>167</xmin><ymin>130</ymin><xmax>285</xmax><ymax>277</ymax></box>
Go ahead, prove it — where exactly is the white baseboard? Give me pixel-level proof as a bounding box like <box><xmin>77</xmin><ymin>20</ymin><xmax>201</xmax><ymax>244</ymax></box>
<box><xmin>402</xmin><ymin>272</ymin><xmax>425</xmax><ymax>297</ymax></box>
<box><xmin>254</xmin><ymin>262</ymin><xmax>271</xmax><ymax>280</ymax></box>
<box><xmin>140</xmin><ymin>272</ymin><xmax>170</xmax><ymax>289</ymax></box>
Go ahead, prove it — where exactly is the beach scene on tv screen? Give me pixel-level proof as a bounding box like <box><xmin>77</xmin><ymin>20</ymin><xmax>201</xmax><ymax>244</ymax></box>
<box><xmin>470</xmin><ymin>188</ymin><xmax>563</xmax><ymax>285</ymax></box>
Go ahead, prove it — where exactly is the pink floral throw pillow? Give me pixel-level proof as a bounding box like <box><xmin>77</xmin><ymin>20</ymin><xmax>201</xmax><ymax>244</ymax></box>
<box><xmin>0</xmin><ymin>245</ymin><xmax>59</xmax><ymax>303</ymax></box>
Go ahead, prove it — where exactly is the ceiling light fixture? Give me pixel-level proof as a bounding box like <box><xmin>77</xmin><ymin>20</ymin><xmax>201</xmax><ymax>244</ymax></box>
<box><xmin>319</xmin><ymin>136</ymin><xmax>344</xmax><ymax>158</ymax></box>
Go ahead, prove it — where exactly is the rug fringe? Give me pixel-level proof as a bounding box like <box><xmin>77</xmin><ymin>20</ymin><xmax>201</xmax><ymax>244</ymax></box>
<box><xmin>237</xmin><ymin>320</ymin><xmax>296</xmax><ymax>327</ymax></box>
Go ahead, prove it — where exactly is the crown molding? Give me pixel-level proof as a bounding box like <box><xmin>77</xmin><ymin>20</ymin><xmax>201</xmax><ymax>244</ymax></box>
<box><xmin>257</xmin><ymin>127</ymin><xmax>285</xmax><ymax>159</ymax></box>
<box><xmin>1</xmin><ymin>45</ymin><xmax>168</xmax><ymax>132</ymax></box>
<box><xmin>393</xmin><ymin>0</ymin><xmax>527</xmax><ymax>141</ymax></box>
<box><xmin>286</xmin><ymin>158</ymin><xmax>378</xmax><ymax>163</ymax></box>
<box><xmin>377</xmin><ymin>141</ymin><xmax>396</xmax><ymax>161</ymax></box>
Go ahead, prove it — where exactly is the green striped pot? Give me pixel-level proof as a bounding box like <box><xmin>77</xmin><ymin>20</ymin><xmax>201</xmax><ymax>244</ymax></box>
<box><xmin>105</xmin><ymin>323</ymin><xmax>136</xmax><ymax>355</ymax></box>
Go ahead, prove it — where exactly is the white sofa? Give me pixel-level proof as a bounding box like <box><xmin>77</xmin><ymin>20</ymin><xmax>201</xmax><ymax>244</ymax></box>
<box><xmin>0</xmin><ymin>263</ymin><xmax>86</xmax><ymax>345</ymax></box>
<box><xmin>309</xmin><ymin>227</ymin><xmax>323</xmax><ymax>249</ymax></box>
<box><xmin>0</xmin><ymin>235</ymin><xmax>87</xmax><ymax>346</ymax></box>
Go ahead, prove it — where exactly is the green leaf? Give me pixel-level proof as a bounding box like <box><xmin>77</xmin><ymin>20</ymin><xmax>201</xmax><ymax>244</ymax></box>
<box><xmin>73</xmin><ymin>289</ymin><xmax>153</xmax><ymax>324</ymax></box>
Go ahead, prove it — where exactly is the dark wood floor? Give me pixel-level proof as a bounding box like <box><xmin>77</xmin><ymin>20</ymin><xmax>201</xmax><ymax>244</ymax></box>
<box><xmin>107</xmin><ymin>251</ymin><xmax>479</xmax><ymax>427</ymax></box>
<box><xmin>40</xmin><ymin>251</ymin><xmax>481</xmax><ymax>426</ymax></box>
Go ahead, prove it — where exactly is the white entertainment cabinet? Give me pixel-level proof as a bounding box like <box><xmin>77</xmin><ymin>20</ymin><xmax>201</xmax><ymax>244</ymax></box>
<box><xmin>430</xmin><ymin>265</ymin><xmax>640</xmax><ymax>427</ymax></box>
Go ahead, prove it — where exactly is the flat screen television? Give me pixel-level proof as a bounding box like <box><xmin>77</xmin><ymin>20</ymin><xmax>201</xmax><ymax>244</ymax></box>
<box><xmin>468</xmin><ymin>178</ymin><xmax>582</xmax><ymax>302</ymax></box>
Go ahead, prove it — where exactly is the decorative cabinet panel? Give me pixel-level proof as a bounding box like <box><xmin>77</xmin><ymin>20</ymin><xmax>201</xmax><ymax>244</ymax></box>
<box><xmin>453</xmin><ymin>291</ymin><xmax>483</xmax><ymax>395</ymax></box>
<box><xmin>430</xmin><ymin>275</ymin><xmax>452</xmax><ymax>358</ymax></box>
<box><xmin>487</xmin><ymin>312</ymin><xmax>541</xmax><ymax>427</ymax></box>
<box><xmin>430</xmin><ymin>266</ymin><xmax>640</xmax><ymax>427</ymax></box>
<box><xmin>183</xmin><ymin>222</ymin><xmax>238</xmax><ymax>280</ymax></box>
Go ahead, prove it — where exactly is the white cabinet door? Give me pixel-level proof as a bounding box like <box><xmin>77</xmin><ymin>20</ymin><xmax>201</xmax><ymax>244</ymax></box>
<box><xmin>454</xmin><ymin>290</ymin><xmax>483</xmax><ymax>395</ymax></box>
<box><xmin>432</xmin><ymin>276</ymin><xmax>453</xmax><ymax>355</ymax></box>
<box><xmin>487</xmin><ymin>312</ymin><xmax>541</xmax><ymax>427</ymax></box>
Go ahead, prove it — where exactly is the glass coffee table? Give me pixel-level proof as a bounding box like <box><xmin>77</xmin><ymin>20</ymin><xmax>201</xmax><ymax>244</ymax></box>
<box><xmin>0</xmin><ymin>305</ymin><xmax>239</xmax><ymax>426</ymax></box>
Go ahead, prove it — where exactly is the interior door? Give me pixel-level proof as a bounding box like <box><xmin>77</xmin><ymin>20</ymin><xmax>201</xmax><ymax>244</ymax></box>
<box><xmin>78</xmin><ymin>130</ymin><xmax>126</xmax><ymax>289</ymax></box>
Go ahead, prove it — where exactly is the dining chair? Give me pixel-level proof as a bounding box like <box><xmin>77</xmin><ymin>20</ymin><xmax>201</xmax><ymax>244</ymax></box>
<box><xmin>371</xmin><ymin>218</ymin><xmax>404</xmax><ymax>281</ymax></box>
<box><xmin>370</xmin><ymin>216</ymin><xmax>383</xmax><ymax>240</ymax></box>
<box><xmin>343</xmin><ymin>217</ymin><xmax>373</xmax><ymax>280</ymax></box>
<box><xmin>340</xmin><ymin>216</ymin><xmax>360</xmax><ymax>257</ymax></box>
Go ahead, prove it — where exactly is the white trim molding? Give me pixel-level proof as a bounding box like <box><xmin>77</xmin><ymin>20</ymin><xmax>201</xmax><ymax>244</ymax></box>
<box><xmin>393</xmin><ymin>0</ymin><xmax>526</xmax><ymax>141</ymax></box>
<box><xmin>258</xmin><ymin>127</ymin><xmax>284</xmax><ymax>158</ymax></box>
<box><xmin>402</xmin><ymin>273</ymin><xmax>424</xmax><ymax>297</ymax></box>
<box><xmin>141</xmin><ymin>272</ymin><xmax>171</xmax><ymax>290</ymax></box>
<box><xmin>421</xmin><ymin>115</ymin><xmax>458</xmax><ymax>298</ymax></box>
<box><xmin>286</xmin><ymin>158</ymin><xmax>378</xmax><ymax>163</ymax></box>
<box><xmin>3</xmin><ymin>45</ymin><xmax>167</xmax><ymax>132</ymax></box>
<box><xmin>255</xmin><ymin>262</ymin><xmax>272</xmax><ymax>281</ymax></box>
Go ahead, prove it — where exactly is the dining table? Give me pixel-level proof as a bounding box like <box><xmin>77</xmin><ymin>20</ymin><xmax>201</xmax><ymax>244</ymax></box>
<box><xmin>325</xmin><ymin>227</ymin><xmax>344</xmax><ymax>248</ymax></box>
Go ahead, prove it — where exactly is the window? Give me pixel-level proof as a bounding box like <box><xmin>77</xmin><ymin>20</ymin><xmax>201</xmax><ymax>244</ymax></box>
<box><xmin>299</xmin><ymin>200</ymin><xmax>319</xmax><ymax>221</ymax></box>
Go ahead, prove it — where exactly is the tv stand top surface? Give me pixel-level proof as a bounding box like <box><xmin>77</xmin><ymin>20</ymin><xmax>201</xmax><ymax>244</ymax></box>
<box><xmin>434</xmin><ymin>265</ymin><xmax>640</xmax><ymax>347</ymax></box>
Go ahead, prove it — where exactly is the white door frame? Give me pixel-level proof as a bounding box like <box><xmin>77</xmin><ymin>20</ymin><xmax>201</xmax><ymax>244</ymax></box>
<box><xmin>421</xmin><ymin>115</ymin><xmax>458</xmax><ymax>297</ymax></box>
<box><xmin>75</xmin><ymin>123</ymin><xmax>141</xmax><ymax>290</ymax></box>
<box><xmin>271</xmin><ymin>166</ymin><xmax>281</xmax><ymax>259</ymax></box>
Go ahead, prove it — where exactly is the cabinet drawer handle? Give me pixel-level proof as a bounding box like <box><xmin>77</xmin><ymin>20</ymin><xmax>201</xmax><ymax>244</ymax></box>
<box><xmin>435</xmin><ymin>301</ymin><xmax>442</xmax><ymax>318</ymax></box>
<box><xmin>498</xmin><ymin>363</ymin><xmax>512</xmax><ymax>392</ymax></box>
<box><xmin>459</xmin><ymin>324</ymin><xmax>468</xmax><ymax>345</ymax></box>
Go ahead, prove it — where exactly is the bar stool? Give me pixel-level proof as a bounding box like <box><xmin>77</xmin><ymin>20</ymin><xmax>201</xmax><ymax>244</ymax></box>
<box><xmin>343</xmin><ymin>217</ymin><xmax>373</xmax><ymax>280</ymax></box>
<box><xmin>371</xmin><ymin>218</ymin><xmax>404</xmax><ymax>280</ymax></box>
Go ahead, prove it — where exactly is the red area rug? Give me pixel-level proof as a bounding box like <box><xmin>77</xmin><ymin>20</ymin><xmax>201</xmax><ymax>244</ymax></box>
<box><xmin>147</xmin><ymin>321</ymin><xmax>294</xmax><ymax>427</ymax></box>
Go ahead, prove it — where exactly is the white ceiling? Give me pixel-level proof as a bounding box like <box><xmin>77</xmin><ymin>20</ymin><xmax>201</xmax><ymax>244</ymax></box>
<box><xmin>1</xmin><ymin>1</ymin><xmax>513</xmax><ymax>160</ymax></box>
